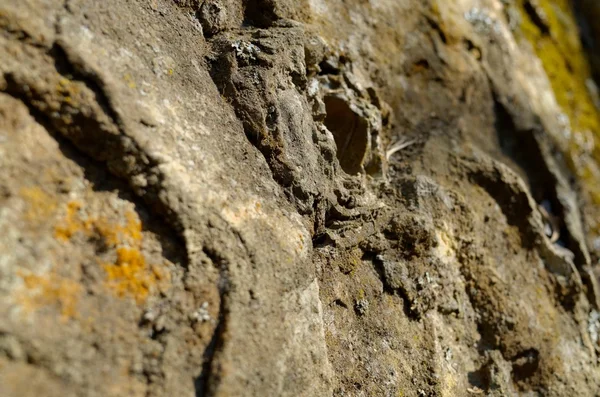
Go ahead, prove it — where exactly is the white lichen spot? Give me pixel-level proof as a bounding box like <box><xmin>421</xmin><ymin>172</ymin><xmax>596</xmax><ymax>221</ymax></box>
<box><xmin>588</xmin><ymin>310</ymin><xmax>600</xmax><ymax>344</ymax></box>
<box><xmin>465</xmin><ymin>7</ymin><xmax>501</xmax><ymax>34</ymax></box>
<box><xmin>191</xmin><ymin>302</ymin><xmax>211</xmax><ymax>323</ymax></box>
<box><xmin>445</xmin><ymin>347</ymin><xmax>453</xmax><ymax>362</ymax></box>
<box><xmin>232</xmin><ymin>41</ymin><xmax>261</xmax><ymax>62</ymax></box>
<box><xmin>355</xmin><ymin>298</ymin><xmax>369</xmax><ymax>315</ymax></box>
<box><xmin>308</xmin><ymin>79</ymin><xmax>321</xmax><ymax>98</ymax></box>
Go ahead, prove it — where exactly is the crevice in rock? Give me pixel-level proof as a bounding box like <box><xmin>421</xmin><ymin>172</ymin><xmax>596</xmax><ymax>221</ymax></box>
<box><xmin>2</xmin><ymin>85</ymin><xmax>186</xmax><ymax>266</ymax></box>
<box><xmin>323</xmin><ymin>95</ymin><xmax>369</xmax><ymax>175</ymax></box>
<box><xmin>511</xmin><ymin>348</ymin><xmax>540</xmax><ymax>382</ymax></box>
<box><xmin>523</xmin><ymin>0</ymin><xmax>550</xmax><ymax>36</ymax></box>
<box><xmin>50</xmin><ymin>41</ymin><xmax>125</xmax><ymax>133</ymax></box>
<box><xmin>425</xmin><ymin>15</ymin><xmax>448</xmax><ymax>45</ymax></box>
<box><xmin>243</xmin><ymin>0</ymin><xmax>278</xmax><ymax>28</ymax></box>
<box><xmin>206</xmin><ymin>39</ymin><xmax>295</xmax><ymax>190</ymax></box>
<box><xmin>573</xmin><ymin>0</ymin><xmax>600</xmax><ymax>84</ymax></box>
<box><xmin>1</xmin><ymin>38</ymin><xmax>192</xmax><ymax>242</ymax></box>
<box><xmin>488</xmin><ymin>96</ymin><xmax>600</xmax><ymax>310</ymax></box>
<box><xmin>492</xmin><ymin>98</ymin><xmax>570</xmax><ymax>248</ymax></box>
<box><xmin>194</xmin><ymin>246</ymin><xmax>230</xmax><ymax>397</ymax></box>
<box><xmin>464</xmin><ymin>160</ymin><xmax>583</xmax><ymax>311</ymax></box>
<box><xmin>467</xmin><ymin>362</ymin><xmax>491</xmax><ymax>392</ymax></box>
<box><xmin>2</xmin><ymin>87</ymin><xmax>196</xmax><ymax>396</ymax></box>
<box><xmin>332</xmin><ymin>299</ymin><xmax>348</xmax><ymax>309</ymax></box>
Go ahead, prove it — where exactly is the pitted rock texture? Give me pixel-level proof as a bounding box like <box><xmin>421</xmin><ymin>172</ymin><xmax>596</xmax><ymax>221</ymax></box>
<box><xmin>2</xmin><ymin>0</ymin><xmax>600</xmax><ymax>396</ymax></box>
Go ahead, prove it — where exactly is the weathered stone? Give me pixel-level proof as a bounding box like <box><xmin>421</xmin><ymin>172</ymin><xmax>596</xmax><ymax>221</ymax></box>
<box><xmin>2</xmin><ymin>0</ymin><xmax>600</xmax><ymax>396</ymax></box>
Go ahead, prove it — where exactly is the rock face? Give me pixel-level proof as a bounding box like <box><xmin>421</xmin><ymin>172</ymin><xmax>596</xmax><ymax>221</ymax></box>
<box><xmin>1</xmin><ymin>0</ymin><xmax>600</xmax><ymax>396</ymax></box>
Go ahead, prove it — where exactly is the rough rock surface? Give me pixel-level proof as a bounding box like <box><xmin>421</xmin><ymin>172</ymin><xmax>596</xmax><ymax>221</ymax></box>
<box><xmin>1</xmin><ymin>0</ymin><xmax>600</xmax><ymax>396</ymax></box>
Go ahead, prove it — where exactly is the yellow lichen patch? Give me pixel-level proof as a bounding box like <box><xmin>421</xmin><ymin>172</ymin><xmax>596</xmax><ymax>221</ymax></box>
<box><xmin>123</xmin><ymin>73</ymin><xmax>137</xmax><ymax>89</ymax></box>
<box><xmin>102</xmin><ymin>247</ymin><xmax>165</xmax><ymax>304</ymax></box>
<box><xmin>516</xmin><ymin>0</ymin><xmax>600</xmax><ymax>236</ymax></box>
<box><xmin>356</xmin><ymin>288</ymin><xmax>366</xmax><ymax>301</ymax></box>
<box><xmin>516</xmin><ymin>0</ymin><xmax>599</xmax><ymax>136</ymax></box>
<box><xmin>19</xmin><ymin>186</ymin><xmax>57</xmax><ymax>222</ymax></box>
<box><xmin>96</xmin><ymin>210</ymin><xmax>168</xmax><ymax>303</ymax></box>
<box><xmin>53</xmin><ymin>201</ymin><xmax>92</xmax><ymax>241</ymax></box>
<box><xmin>332</xmin><ymin>248</ymin><xmax>362</xmax><ymax>275</ymax></box>
<box><xmin>56</xmin><ymin>77</ymin><xmax>82</xmax><ymax>107</ymax></box>
<box><xmin>94</xmin><ymin>210</ymin><xmax>143</xmax><ymax>248</ymax></box>
<box><xmin>54</xmin><ymin>200</ymin><xmax>168</xmax><ymax>304</ymax></box>
<box><xmin>15</xmin><ymin>270</ymin><xmax>82</xmax><ymax>321</ymax></box>
<box><xmin>297</xmin><ymin>232</ymin><xmax>305</xmax><ymax>252</ymax></box>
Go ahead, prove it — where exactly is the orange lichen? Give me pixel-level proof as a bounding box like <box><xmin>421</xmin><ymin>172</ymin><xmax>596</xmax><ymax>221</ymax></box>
<box><xmin>16</xmin><ymin>270</ymin><xmax>82</xmax><ymax>321</ymax></box>
<box><xmin>54</xmin><ymin>200</ymin><xmax>168</xmax><ymax>304</ymax></box>
<box><xmin>53</xmin><ymin>201</ymin><xmax>93</xmax><ymax>241</ymax></box>
<box><xmin>95</xmin><ymin>210</ymin><xmax>143</xmax><ymax>247</ymax></box>
<box><xmin>102</xmin><ymin>247</ymin><xmax>160</xmax><ymax>304</ymax></box>
<box><xmin>100</xmin><ymin>211</ymin><xmax>169</xmax><ymax>303</ymax></box>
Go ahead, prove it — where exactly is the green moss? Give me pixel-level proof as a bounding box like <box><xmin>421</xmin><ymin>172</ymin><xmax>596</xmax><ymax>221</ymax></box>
<box><xmin>517</xmin><ymin>0</ymin><xmax>599</xmax><ymax>137</ymax></box>
<box><xmin>516</xmin><ymin>0</ymin><xmax>600</xmax><ymax>236</ymax></box>
<box><xmin>333</xmin><ymin>248</ymin><xmax>362</xmax><ymax>275</ymax></box>
<box><xmin>357</xmin><ymin>288</ymin><xmax>366</xmax><ymax>301</ymax></box>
